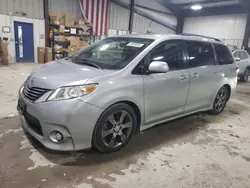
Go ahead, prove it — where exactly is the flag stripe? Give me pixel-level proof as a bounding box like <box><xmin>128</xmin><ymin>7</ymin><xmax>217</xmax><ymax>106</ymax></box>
<box><xmin>81</xmin><ymin>0</ymin><xmax>109</xmax><ymax>36</ymax></box>
<box><xmin>85</xmin><ymin>0</ymin><xmax>89</xmax><ymax>21</ymax></box>
<box><xmin>102</xmin><ymin>0</ymin><xmax>107</xmax><ymax>36</ymax></box>
<box><xmin>100</xmin><ymin>0</ymin><xmax>105</xmax><ymax>36</ymax></box>
<box><xmin>104</xmin><ymin>0</ymin><xmax>108</xmax><ymax>36</ymax></box>
<box><xmin>98</xmin><ymin>0</ymin><xmax>102</xmax><ymax>36</ymax></box>
<box><xmin>95</xmin><ymin>0</ymin><xmax>100</xmax><ymax>36</ymax></box>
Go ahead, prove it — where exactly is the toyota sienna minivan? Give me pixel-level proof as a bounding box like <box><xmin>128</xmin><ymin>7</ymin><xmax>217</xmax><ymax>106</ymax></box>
<box><xmin>18</xmin><ymin>34</ymin><xmax>237</xmax><ymax>152</ymax></box>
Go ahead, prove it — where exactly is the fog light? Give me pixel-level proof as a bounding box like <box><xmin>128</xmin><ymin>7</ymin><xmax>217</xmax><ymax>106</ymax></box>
<box><xmin>49</xmin><ymin>131</ymin><xmax>64</xmax><ymax>143</ymax></box>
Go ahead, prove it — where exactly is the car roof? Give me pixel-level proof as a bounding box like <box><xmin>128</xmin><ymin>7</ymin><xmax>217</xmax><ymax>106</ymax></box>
<box><xmin>112</xmin><ymin>34</ymin><xmax>226</xmax><ymax>44</ymax></box>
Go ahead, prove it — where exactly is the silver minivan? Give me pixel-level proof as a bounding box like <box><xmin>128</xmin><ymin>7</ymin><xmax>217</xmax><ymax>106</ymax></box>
<box><xmin>18</xmin><ymin>34</ymin><xmax>237</xmax><ymax>152</ymax></box>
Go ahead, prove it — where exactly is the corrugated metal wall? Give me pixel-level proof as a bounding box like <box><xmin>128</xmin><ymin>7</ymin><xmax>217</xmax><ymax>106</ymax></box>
<box><xmin>183</xmin><ymin>14</ymin><xmax>247</xmax><ymax>48</ymax></box>
<box><xmin>48</xmin><ymin>0</ymin><xmax>81</xmax><ymax>20</ymax></box>
<box><xmin>133</xmin><ymin>13</ymin><xmax>175</xmax><ymax>34</ymax></box>
<box><xmin>108</xmin><ymin>2</ymin><xmax>130</xmax><ymax>31</ymax></box>
<box><xmin>0</xmin><ymin>0</ymin><xmax>44</xmax><ymax>19</ymax></box>
<box><xmin>108</xmin><ymin>1</ymin><xmax>175</xmax><ymax>35</ymax></box>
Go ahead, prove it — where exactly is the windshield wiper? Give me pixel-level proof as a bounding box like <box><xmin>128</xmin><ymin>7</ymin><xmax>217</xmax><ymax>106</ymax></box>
<box><xmin>75</xmin><ymin>58</ymin><xmax>102</xmax><ymax>69</ymax></box>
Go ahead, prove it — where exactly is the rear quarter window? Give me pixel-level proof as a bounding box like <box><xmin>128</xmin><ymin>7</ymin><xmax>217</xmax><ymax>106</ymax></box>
<box><xmin>214</xmin><ymin>44</ymin><xmax>234</xmax><ymax>65</ymax></box>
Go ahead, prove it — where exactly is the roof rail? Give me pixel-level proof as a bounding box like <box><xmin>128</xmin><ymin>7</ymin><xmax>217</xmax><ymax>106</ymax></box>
<box><xmin>180</xmin><ymin>33</ymin><xmax>222</xmax><ymax>42</ymax></box>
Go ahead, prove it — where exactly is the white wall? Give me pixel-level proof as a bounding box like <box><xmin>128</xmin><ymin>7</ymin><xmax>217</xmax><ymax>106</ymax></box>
<box><xmin>0</xmin><ymin>0</ymin><xmax>44</xmax><ymax>19</ymax></box>
<box><xmin>183</xmin><ymin>14</ymin><xmax>247</xmax><ymax>48</ymax></box>
<box><xmin>0</xmin><ymin>14</ymin><xmax>45</xmax><ymax>63</ymax></box>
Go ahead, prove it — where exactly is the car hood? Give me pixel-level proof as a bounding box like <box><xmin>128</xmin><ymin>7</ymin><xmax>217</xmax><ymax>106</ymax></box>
<box><xmin>27</xmin><ymin>59</ymin><xmax>115</xmax><ymax>89</ymax></box>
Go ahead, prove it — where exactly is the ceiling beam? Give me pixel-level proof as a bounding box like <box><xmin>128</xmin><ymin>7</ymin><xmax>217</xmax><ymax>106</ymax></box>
<box><xmin>239</xmin><ymin>0</ymin><xmax>250</xmax><ymax>10</ymax></box>
<box><xmin>183</xmin><ymin>5</ymin><xmax>246</xmax><ymax>17</ymax></box>
<box><xmin>156</xmin><ymin>0</ymin><xmax>182</xmax><ymax>17</ymax></box>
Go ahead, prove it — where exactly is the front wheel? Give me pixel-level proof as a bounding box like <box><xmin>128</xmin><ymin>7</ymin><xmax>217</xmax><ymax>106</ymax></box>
<box><xmin>210</xmin><ymin>86</ymin><xmax>229</xmax><ymax>115</ymax></box>
<box><xmin>92</xmin><ymin>103</ymin><xmax>137</xmax><ymax>153</ymax></box>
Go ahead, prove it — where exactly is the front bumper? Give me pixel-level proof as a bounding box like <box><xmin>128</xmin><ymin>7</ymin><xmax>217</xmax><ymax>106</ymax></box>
<box><xmin>18</xmin><ymin>90</ymin><xmax>103</xmax><ymax>151</ymax></box>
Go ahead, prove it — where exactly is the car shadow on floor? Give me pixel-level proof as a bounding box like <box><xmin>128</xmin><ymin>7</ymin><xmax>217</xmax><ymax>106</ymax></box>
<box><xmin>24</xmin><ymin>101</ymin><xmax>246</xmax><ymax>167</ymax></box>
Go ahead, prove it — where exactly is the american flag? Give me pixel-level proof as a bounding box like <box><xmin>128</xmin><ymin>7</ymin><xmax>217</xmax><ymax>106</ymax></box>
<box><xmin>81</xmin><ymin>0</ymin><xmax>109</xmax><ymax>36</ymax></box>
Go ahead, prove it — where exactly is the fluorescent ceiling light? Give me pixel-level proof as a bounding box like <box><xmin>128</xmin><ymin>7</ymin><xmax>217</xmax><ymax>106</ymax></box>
<box><xmin>191</xmin><ymin>5</ymin><xmax>202</xmax><ymax>10</ymax></box>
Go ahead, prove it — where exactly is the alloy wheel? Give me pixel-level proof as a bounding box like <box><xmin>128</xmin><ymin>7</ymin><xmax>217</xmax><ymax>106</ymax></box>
<box><xmin>102</xmin><ymin>110</ymin><xmax>133</xmax><ymax>148</ymax></box>
<box><xmin>214</xmin><ymin>88</ymin><xmax>227</xmax><ymax>113</ymax></box>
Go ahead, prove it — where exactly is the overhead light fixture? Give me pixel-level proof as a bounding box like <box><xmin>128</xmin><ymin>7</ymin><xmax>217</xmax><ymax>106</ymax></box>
<box><xmin>191</xmin><ymin>5</ymin><xmax>202</xmax><ymax>10</ymax></box>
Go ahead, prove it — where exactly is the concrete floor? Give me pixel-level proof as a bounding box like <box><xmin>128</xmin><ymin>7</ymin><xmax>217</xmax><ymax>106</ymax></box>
<box><xmin>1</xmin><ymin>64</ymin><xmax>250</xmax><ymax>188</ymax></box>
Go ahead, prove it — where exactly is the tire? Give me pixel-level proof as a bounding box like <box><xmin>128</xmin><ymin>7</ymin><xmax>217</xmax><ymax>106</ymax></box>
<box><xmin>210</xmin><ymin>86</ymin><xmax>229</xmax><ymax>115</ymax></box>
<box><xmin>92</xmin><ymin>103</ymin><xmax>137</xmax><ymax>153</ymax></box>
<box><xmin>240</xmin><ymin>68</ymin><xmax>250</xmax><ymax>82</ymax></box>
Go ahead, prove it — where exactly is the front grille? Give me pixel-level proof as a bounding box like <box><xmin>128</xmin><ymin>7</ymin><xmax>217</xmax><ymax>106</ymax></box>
<box><xmin>24</xmin><ymin>111</ymin><xmax>43</xmax><ymax>136</ymax></box>
<box><xmin>23</xmin><ymin>86</ymin><xmax>49</xmax><ymax>102</ymax></box>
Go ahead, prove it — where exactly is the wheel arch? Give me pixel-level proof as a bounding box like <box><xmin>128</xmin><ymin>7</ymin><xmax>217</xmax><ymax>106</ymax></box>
<box><xmin>223</xmin><ymin>84</ymin><xmax>231</xmax><ymax>101</ymax></box>
<box><xmin>110</xmin><ymin>100</ymin><xmax>142</xmax><ymax>134</ymax></box>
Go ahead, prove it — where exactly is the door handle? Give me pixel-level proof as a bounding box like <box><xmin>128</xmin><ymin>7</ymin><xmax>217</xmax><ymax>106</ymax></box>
<box><xmin>180</xmin><ymin>74</ymin><xmax>189</xmax><ymax>81</ymax></box>
<box><xmin>191</xmin><ymin>72</ymin><xmax>200</xmax><ymax>78</ymax></box>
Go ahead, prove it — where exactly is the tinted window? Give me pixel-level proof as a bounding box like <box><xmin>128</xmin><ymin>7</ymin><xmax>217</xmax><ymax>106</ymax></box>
<box><xmin>186</xmin><ymin>41</ymin><xmax>215</xmax><ymax>67</ymax></box>
<box><xmin>214</xmin><ymin>44</ymin><xmax>234</xmax><ymax>65</ymax></box>
<box><xmin>233</xmin><ymin>51</ymin><xmax>241</xmax><ymax>58</ymax></box>
<box><xmin>150</xmin><ymin>41</ymin><xmax>184</xmax><ymax>71</ymax></box>
<box><xmin>234</xmin><ymin>51</ymin><xmax>248</xmax><ymax>60</ymax></box>
<box><xmin>240</xmin><ymin>51</ymin><xmax>249</xmax><ymax>60</ymax></box>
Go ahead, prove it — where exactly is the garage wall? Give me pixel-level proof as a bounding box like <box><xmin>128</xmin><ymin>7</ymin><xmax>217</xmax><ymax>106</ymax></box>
<box><xmin>133</xmin><ymin>13</ymin><xmax>175</xmax><ymax>34</ymax></box>
<box><xmin>108</xmin><ymin>2</ymin><xmax>175</xmax><ymax>36</ymax></box>
<box><xmin>183</xmin><ymin>14</ymin><xmax>247</xmax><ymax>48</ymax></box>
<box><xmin>48</xmin><ymin>0</ymin><xmax>81</xmax><ymax>20</ymax></box>
<box><xmin>0</xmin><ymin>14</ymin><xmax>45</xmax><ymax>63</ymax></box>
<box><xmin>0</xmin><ymin>0</ymin><xmax>44</xmax><ymax>19</ymax></box>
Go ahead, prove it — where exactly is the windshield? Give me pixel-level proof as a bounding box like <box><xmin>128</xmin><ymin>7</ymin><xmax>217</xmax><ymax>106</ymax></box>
<box><xmin>71</xmin><ymin>37</ymin><xmax>154</xmax><ymax>70</ymax></box>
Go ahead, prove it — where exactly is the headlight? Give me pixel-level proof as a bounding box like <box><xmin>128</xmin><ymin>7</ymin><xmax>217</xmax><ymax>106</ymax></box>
<box><xmin>47</xmin><ymin>84</ymin><xmax>98</xmax><ymax>101</ymax></box>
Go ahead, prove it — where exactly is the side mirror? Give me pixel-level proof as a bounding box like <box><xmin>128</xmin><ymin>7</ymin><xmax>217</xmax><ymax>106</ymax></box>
<box><xmin>235</xmin><ymin>57</ymin><xmax>241</xmax><ymax>61</ymax></box>
<box><xmin>148</xmin><ymin>61</ymin><xmax>169</xmax><ymax>74</ymax></box>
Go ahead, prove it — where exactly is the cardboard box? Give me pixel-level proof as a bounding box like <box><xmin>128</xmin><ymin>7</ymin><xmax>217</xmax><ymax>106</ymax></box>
<box><xmin>68</xmin><ymin>46</ymin><xmax>80</xmax><ymax>55</ymax></box>
<box><xmin>55</xmin><ymin>35</ymin><xmax>66</xmax><ymax>42</ymax></box>
<box><xmin>59</xmin><ymin>25</ymin><xmax>65</xmax><ymax>33</ymax></box>
<box><xmin>37</xmin><ymin>47</ymin><xmax>45</xmax><ymax>64</ymax></box>
<box><xmin>45</xmin><ymin>47</ymin><xmax>53</xmax><ymax>63</ymax></box>
<box><xmin>50</xmin><ymin>15</ymin><xmax>57</xmax><ymax>24</ymax></box>
<box><xmin>55</xmin><ymin>12</ymin><xmax>65</xmax><ymax>25</ymax></box>
<box><xmin>68</xmin><ymin>36</ymin><xmax>80</xmax><ymax>46</ymax></box>
<box><xmin>1</xmin><ymin>43</ymin><xmax>8</xmax><ymax>56</ymax></box>
<box><xmin>79</xmin><ymin>41</ymin><xmax>88</xmax><ymax>48</ymax></box>
<box><xmin>65</xmin><ymin>14</ymin><xmax>75</xmax><ymax>27</ymax></box>
<box><xmin>1</xmin><ymin>43</ymin><xmax>8</xmax><ymax>65</ymax></box>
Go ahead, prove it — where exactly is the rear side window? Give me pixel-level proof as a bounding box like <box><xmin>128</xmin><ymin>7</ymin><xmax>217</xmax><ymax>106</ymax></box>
<box><xmin>186</xmin><ymin>41</ymin><xmax>215</xmax><ymax>68</ymax></box>
<box><xmin>240</xmin><ymin>51</ymin><xmax>249</xmax><ymax>60</ymax></box>
<box><xmin>214</xmin><ymin>44</ymin><xmax>234</xmax><ymax>65</ymax></box>
<box><xmin>233</xmin><ymin>51</ymin><xmax>240</xmax><ymax>58</ymax></box>
<box><xmin>233</xmin><ymin>51</ymin><xmax>248</xmax><ymax>60</ymax></box>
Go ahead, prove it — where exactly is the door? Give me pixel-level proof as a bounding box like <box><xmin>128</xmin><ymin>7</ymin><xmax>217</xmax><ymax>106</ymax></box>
<box><xmin>184</xmin><ymin>41</ymin><xmax>222</xmax><ymax>113</ymax></box>
<box><xmin>143</xmin><ymin>40</ymin><xmax>190</xmax><ymax>125</ymax></box>
<box><xmin>14</xmin><ymin>21</ymin><xmax>34</xmax><ymax>62</ymax></box>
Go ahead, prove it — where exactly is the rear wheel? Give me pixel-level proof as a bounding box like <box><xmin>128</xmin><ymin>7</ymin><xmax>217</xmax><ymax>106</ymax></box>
<box><xmin>92</xmin><ymin>103</ymin><xmax>137</xmax><ymax>153</ymax></box>
<box><xmin>210</xmin><ymin>86</ymin><xmax>229</xmax><ymax>115</ymax></box>
<box><xmin>240</xmin><ymin>68</ymin><xmax>250</xmax><ymax>82</ymax></box>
